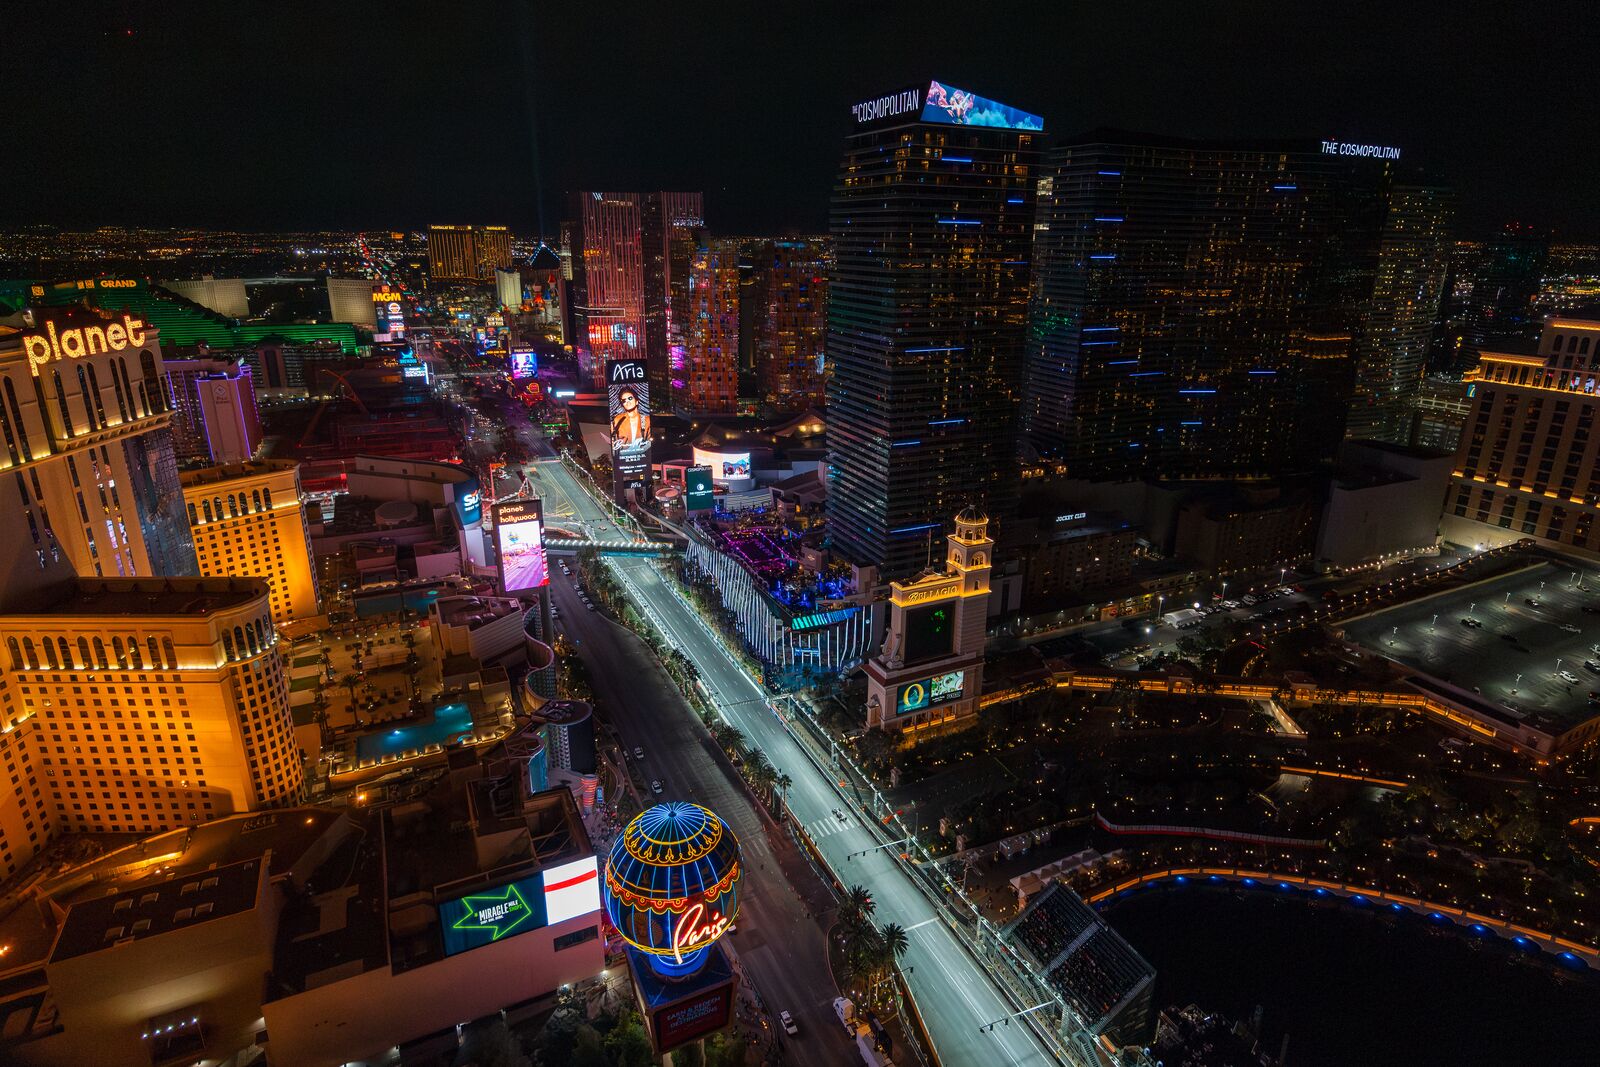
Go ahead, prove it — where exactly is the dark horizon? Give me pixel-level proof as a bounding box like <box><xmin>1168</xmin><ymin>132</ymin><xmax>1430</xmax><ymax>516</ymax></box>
<box><xmin>2</xmin><ymin>1</ymin><xmax>1596</xmax><ymax>241</ymax></box>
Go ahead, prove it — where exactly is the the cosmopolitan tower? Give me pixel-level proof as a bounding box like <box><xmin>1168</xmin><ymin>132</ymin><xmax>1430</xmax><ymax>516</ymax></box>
<box><xmin>825</xmin><ymin>81</ymin><xmax>1041</xmax><ymax>581</ymax></box>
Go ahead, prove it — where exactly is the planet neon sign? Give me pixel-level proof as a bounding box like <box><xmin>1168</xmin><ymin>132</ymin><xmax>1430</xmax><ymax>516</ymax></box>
<box><xmin>21</xmin><ymin>314</ymin><xmax>150</xmax><ymax>375</ymax></box>
<box><xmin>603</xmin><ymin>802</ymin><xmax>742</xmax><ymax>978</ymax></box>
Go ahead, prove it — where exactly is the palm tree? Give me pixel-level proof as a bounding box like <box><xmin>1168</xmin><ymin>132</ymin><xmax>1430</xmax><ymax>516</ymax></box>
<box><xmin>838</xmin><ymin>885</ymin><xmax>875</xmax><ymax>934</ymax></box>
<box><xmin>774</xmin><ymin>772</ymin><xmax>792</xmax><ymax>813</ymax></box>
<box><xmin>745</xmin><ymin>751</ymin><xmax>775</xmax><ymax>800</ymax></box>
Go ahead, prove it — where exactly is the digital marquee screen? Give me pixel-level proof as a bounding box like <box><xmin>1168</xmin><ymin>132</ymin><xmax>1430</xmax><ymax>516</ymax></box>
<box><xmin>921</xmin><ymin>79</ymin><xmax>1043</xmax><ymax>131</ymax></box>
<box><xmin>896</xmin><ymin>669</ymin><xmax>964</xmax><ymax>715</ymax></box>
<box><xmin>691</xmin><ymin>447</ymin><xmax>750</xmax><ymax>483</ymax></box>
<box><xmin>685</xmin><ymin>465</ymin><xmax>715</xmax><ymax>512</ymax></box>
<box><xmin>510</xmin><ymin>348</ymin><xmax>537</xmax><ymax>379</ymax></box>
<box><xmin>437</xmin><ymin>857</ymin><xmax>601</xmax><ymax>957</ymax></box>
<box><xmin>654</xmin><ymin>985</ymin><xmax>734</xmax><ymax>1051</ymax></box>
<box><xmin>438</xmin><ymin>874</ymin><xmax>547</xmax><ymax>957</ymax></box>
<box><xmin>495</xmin><ymin>498</ymin><xmax>549</xmax><ymax>592</ymax></box>
<box><xmin>904</xmin><ymin>602</ymin><xmax>955</xmax><ymax>664</ymax></box>
<box><xmin>607</xmin><ymin>358</ymin><xmax>652</xmax><ymax>493</ymax></box>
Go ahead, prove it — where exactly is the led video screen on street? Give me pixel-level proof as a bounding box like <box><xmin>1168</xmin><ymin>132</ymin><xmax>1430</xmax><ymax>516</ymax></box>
<box><xmin>904</xmin><ymin>602</ymin><xmax>955</xmax><ymax>664</ymax></box>
<box><xmin>496</xmin><ymin>498</ymin><xmax>548</xmax><ymax>592</ymax></box>
<box><xmin>685</xmin><ymin>465</ymin><xmax>715</xmax><ymax>511</ymax></box>
<box><xmin>607</xmin><ymin>358</ymin><xmax>652</xmax><ymax>493</ymax></box>
<box><xmin>930</xmin><ymin>669</ymin><xmax>965</xmax><ymax>703</ymax></box>
<box><xmin>510</xmin><ymin>348</ymin><xmax>537</xmax><ymax>379</ymax></box>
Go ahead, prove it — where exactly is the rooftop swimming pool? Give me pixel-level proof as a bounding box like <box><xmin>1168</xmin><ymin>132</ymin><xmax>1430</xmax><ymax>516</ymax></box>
<box><xmin>353</xmin><ymin>702</ymin><xmax>475</xmax><ymax>762</ymax></box>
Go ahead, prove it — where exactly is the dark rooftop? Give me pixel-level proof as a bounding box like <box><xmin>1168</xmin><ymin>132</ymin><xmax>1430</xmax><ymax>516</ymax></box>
<box><xmin>6</xmin><ymin>577</ymin><xmax>270</xmax><ymax>618</ymax></box>
<box><xmin>50</xmin><ymin>857</ymin><xmax>263</xmax><ymax>963</ymax></box>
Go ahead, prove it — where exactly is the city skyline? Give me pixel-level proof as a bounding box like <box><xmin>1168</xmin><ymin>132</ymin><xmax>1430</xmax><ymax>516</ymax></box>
<box><xmin>1</xmin><ymin>3</ymin><xmax>1596</xmax><ymax>237</ymax></box>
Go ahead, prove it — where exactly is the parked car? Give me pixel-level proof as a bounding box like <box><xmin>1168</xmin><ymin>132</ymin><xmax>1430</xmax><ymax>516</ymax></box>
<box><xmin>1559</xmin><ymin>670</ymin><xmax>1581</xmax><ymax>685</ymax></box>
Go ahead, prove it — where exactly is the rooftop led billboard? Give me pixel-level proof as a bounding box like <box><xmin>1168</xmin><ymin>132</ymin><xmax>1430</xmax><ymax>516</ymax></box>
<box><xmin>921</xmin><ymin>79</ymin><xmax>1042</xmax><ymax>131</ymax></box>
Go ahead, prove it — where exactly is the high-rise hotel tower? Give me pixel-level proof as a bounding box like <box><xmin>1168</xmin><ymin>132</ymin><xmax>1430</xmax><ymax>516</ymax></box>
<box><xmin>825</xmin><ymin>81</ymin><xmax>1041</xmax><ymax>580</ymax></box>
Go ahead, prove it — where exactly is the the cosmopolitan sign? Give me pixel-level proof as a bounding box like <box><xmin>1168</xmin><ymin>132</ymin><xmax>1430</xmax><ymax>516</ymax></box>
<box><xmin>851</xmin><ymin>87</ymin><xmax>921</xmax><ymax>124</ymax></box>
<box><xmin>1321</xmin><ymin>140</ymin><xmax>1401</xmax><ymax>160</ymax></box>
<box><xmin>22</xmin><ymin>315</ymin><xmax>149</xmax><ymax>375</ymax></box>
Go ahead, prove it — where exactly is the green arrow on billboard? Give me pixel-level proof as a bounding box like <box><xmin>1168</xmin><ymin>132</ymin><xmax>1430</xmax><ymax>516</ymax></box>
<box><xmin>450</xmin><ymin>883</ymin><xmax>537</xmax><ymax>942</ymax></box>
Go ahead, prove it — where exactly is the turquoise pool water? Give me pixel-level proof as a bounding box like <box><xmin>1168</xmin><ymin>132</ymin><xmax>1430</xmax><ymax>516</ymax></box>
<box><xmin>353</xmin><ymin>702</ymin><xmax>475</xmax><ymax>761</ymax></box>
<box><xmin>353</xmin><ymin>585</ymin><xmax>446</xmax><ymax>619</ymax></box>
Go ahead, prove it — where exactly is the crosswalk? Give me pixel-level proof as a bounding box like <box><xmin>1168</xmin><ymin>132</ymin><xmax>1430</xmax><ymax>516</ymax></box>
<box><xmin>808</xmin><ymin>811</ymin><xmax>856</xmax><ymax>840</ymax></box>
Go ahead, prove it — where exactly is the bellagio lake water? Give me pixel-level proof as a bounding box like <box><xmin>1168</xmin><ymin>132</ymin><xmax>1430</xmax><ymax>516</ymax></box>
<box><xmin>1102</xmin><ymin>886</ymin><xmax>1598</xmax><ymax>1066</ymax></box>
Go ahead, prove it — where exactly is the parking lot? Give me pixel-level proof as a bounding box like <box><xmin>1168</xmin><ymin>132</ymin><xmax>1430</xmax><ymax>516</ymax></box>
<box><xmin>1344</xmin><ymin>561</ymin><xmax>1600</xmax><ymax>729</ymax></box>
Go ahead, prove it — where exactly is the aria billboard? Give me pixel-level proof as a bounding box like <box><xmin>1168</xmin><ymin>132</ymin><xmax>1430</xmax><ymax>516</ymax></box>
<box><xmin>495</xmin><ymin>498</ymin><xmax>549</xmax><ymax>593</ymax></box>
<box><xmin>607</xmin><ymin>358</ymin><xmax>653</xmax><ymax>496</ymax></box>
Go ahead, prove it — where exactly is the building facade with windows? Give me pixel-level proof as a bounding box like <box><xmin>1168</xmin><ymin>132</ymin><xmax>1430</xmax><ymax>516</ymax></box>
<box><xmin>678</xmin><ymin>240</ymin><xmax>741</xmax><ymax>415</ymax></box>
<box><xmin>0</xmin><ymin>577</ymin><xmax>304</xmax><ymax>879</ymax></box>
<box><xmin>1022</xmin><ymin>132</ymin><xmax>1451</xmax><ymax>475</ymax></box>
<box><xmin>1443</xmin><ymin>316</ymin><xmax>1600</xmax><ymax>555</ymax></box>
<box><xmin>162</xmin><ymin>355</ymin><xmax>262</xmax><ymax>466</ymax></box>
<box><xmin>642</xmin><ymin>192</ymin><xmax>705</xmax><ymax>403</ymax></box>
<box><xmin>566</xmin><ymin>193</ymin><xmax>647</xmax><ymax>386</ymax></box>
<box><xmin>754</xmin><ymin>239</ymin><xmax>829</xmax><ymax>412</ymax></box>
<box><xmin>181</xmin><ymin>461</ymin><xmax>321</xmax><ymax>625</ymax></box>
<box><xmin>826</xmin><ymin>81</ymin><xmax>1042</xmax><ymax>579</ymax></box>
<box><xmin>0</xmin><ymin>306</ymin><xmax>198</xmax><ymax>598</ymax></box>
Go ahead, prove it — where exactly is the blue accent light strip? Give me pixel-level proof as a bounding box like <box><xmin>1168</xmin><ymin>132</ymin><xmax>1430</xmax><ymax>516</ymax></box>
<box><xmin>891</xmin><ymin>522</ymin><xmax>942</xmax><ymax>536</ymax></box>
<box><xmin>1093</xmin><ymin>217</ymin><xmax>1125</xmax><ymax>222</ymax></box>
<box><xmin>942</xmin><ymin>156</ymin><xmax>973</xmax><ymax>163</ymax></box>
<box><xmin>1273</xmin><ymin>184</ymin><xmax>1298</xmax><ymax>190</ymax></box>
<box><xmin>1082</xmin><ymin>341</ymin><xmax>1118</xmax><ymax>346</ymax></box>
<box><xmin>1129</xmin><ymin>371</ymin><xmax>1164</xmax><ymax>377</ymax></box>
<box><xmin>1006</xmin><ymin>197</ymin><xmax>1025</xmax><ymax>204</ymax></box>
<box><xmin>1179</xmin><ymin>388</ymin><xmax>1217</xmax><ymax>394</ymax></box>
<box><xmin>1107</xmin><ymin>359</ymin><xmax>1138</xmax><ymax>366</ymax></box>
<box><xmin>1089</xmin><ymin>254</ymin><xmax>1117</xmax><ymax>260</ymax></box>
<box><xmin>905</xmin><ymin>346</ymin><xmax>965</xmax><ymax>353</ymax></box>
<box><xmin>892</xmin><ymin>439</ymin><xmax>921</xmax><ymax>448</ymax></box>
<box><xmin>1081</xmin><ymin>326</ymin><xmax>1119</xmax><ymax>332</ymax></box>
<box><xmin>1098</xmin><ymin>169</ymin><xmax>1122</xmax><ymax>175</ymax></box>
<box><xmin>927</xmin><ymin>417</ymin><xmax>967</xmax><ymax>426</ymax></box>
<box><xmin>936</xmin><ymin>218</ymin><xmax>982</xmax><ymax>225</ymax></box>
<box><xmin>1181</xmin><ymin>420</ymin><xmax>1203</xmax><ymax>425</ymax></box>
<box><xmin>1248</xmin><ymin>369</ymin><xmax>1277</xmax><ymax>375</ymax></box>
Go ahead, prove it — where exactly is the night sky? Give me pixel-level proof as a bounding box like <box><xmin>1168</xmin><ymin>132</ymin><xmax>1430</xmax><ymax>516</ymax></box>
<box><xmin>3</xmin><ymin>1</ymin><xmax>1594</xmax><ymax>238</ymax></box>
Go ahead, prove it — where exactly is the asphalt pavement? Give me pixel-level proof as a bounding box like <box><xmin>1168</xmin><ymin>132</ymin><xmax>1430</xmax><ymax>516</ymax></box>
<box><xmin>528</xmin><ymin>454</ymin><xmax>1059</xmax><ymax>1066</ymax></box>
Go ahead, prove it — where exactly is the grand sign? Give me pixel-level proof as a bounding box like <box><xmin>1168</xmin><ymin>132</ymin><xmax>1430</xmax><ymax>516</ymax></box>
<box><xmin>22</xmin><ymin>314</ymin><xmax>149</xmax><ymax>375</ymax></box>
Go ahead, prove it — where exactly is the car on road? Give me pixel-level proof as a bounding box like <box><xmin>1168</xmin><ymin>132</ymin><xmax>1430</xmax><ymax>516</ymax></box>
<box><xmin>780</xmin><ymin>1011</ymin><xmax>798</xmax><ymax>1036</ymax></box>
<box><xmin>633</xmin><ymin>747</ymin><xmax>644</xmax><ymax>760</ymax></box>
<box><xmin>650</xmin><ymin>780</ymin><xmax>663</xmax><ymax>795</ymax></box>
